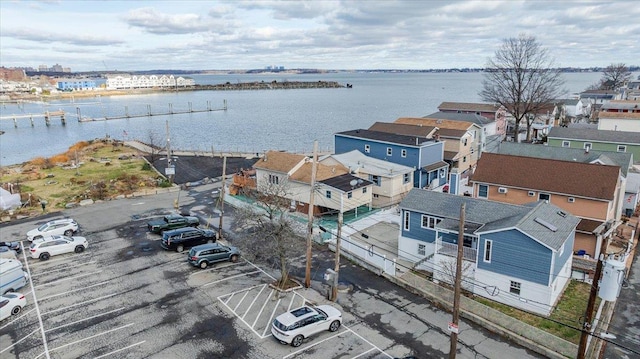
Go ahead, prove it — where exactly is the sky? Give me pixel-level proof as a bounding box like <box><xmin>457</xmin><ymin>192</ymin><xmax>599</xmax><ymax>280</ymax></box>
<box><xmin>1</xmin><ymin>0</ymin><xmax>639</xmax><ymax>72</ymax></box>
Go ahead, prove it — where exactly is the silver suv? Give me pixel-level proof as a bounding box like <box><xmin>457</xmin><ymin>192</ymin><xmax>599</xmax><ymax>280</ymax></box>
<box><xmin>187</xmin><ymin>243</ymin><xmax>240</xmax><ymax>269</ymax></box>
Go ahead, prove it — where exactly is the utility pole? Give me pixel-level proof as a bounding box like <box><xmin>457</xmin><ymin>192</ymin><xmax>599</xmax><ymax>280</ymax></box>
<box><xmin>331</xmin><ymin>210</ymin><xmax>343</xmax><ymax>302</ymax></box>
<box><xmin>449</xmin><ymin>202</ymin><xmax>465</xmax><ymax>359</ymax></box>
<box><xmin>165</xmin><ymin>120</ymin><xmax>174</xmax><ymax>184</ymax></box>
<box><xmin>577</xmin><ymin>233</ymin><xmax>610</xmax><ymax>359</ymax></box>
<box><xmin>218</xmin><ymin>156</ymin><xmax>227</xmax><ymax>240</ymax></box>
<box><xmin>305</xmin><ymin>140</ymin><xmax>318</xmax><ymax>288</ymax></box>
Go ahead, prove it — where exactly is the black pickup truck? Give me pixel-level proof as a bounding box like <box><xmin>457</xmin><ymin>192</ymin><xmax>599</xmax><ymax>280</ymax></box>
<box><xmin>147</xmin><ymin>214</ymin><xmax>200</xmax><ymax>234</ymax></box>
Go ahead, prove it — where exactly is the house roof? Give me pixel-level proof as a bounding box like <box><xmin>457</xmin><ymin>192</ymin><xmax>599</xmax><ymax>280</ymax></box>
<box><xmin>470</xmin><ymin>152</ymin><xmax>620</xmax><ymax>201</ymax></box>
<box><xmin>576</xmin><ymin>218</ymin><xmax>604</xmax><ymax>233</ymax></box>
<box><xmin>399</xmin><ymin>189</ymin><xmax>579</xmax><ymax>251</ymax></box>
<box><xmin>335</xmin><ymin>129</ymin><xmax>435</xmax><ymax>147</ymax></box>
<box><xmin>443</xmin><ymin>151</ymin><xmax>458</xmax><ymax>161</ymax></box>
<box><xmin>495</xmin><ymin>142</ymin><xmax>633</xmax><ymax>177</ymax></box>
<box><xmin>548</xmin><ymin>127</ymin><xmax>640</xmax><ymax>145</ymax></box>
<box><xmin>437</xmin><ymin>102</ymin><xmax>502</xmax><ymax>113</ymax></box>
<box><xmin>423</xmin><ymin>111</ymin><xmax>493</xmax><ymax>126</ymax></box>
<box><xmin>554</xmin><ymin>99</ymin><xmax>581</xmax><ymax>106</ymax></box>
<box><xmin>423</xmin><ymin>161</ymin><xmax>449</xmax><ymax>172</ymax></box>
<box><xmin>597</xmin><ymin>112</ymin><xmax>640</xmax><ymax>120</ymax></box>
<box><xmin>323</xmin><ymin>150</ymin><xmax>414</xmax><ymax>176</ymax></box>
<box><xmin>395</xmin><ymin>117</ymin><xmax>476</xmax><ymax>131</ymax></box>
<box><xmin>435</xmin><ymin>128</ymin><xmax>469</xmax><ymax>138</ymax></box>
<box><xmin>601</xmin><ymin>100</ymin><xmax>640</xmax><ymax>111</ymax></box>
<box><xmin>253</xmin><ymin>151</ymin><xmax>306</xmax><ymax>173</ymax></box>
<box><xmin>320</xmin><ymin>173</ymin><xmax>372</xmax><ymax>193</ymax></box>
<box><xmin>289</xmin><ymin>161</ymin><xmax>349</xmax><ymax>183</ymax></box>
<box><xmin>368</xmin><ymin>122</ymin><xmax>437</xmax><ymax>138</ymax></box>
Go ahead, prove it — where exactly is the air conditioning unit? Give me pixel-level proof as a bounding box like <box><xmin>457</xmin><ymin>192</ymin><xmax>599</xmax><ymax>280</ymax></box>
<box><xmin>498</xmin><ymin>187</ymin><xmax>508</xmax><ymax>194</ymax></box>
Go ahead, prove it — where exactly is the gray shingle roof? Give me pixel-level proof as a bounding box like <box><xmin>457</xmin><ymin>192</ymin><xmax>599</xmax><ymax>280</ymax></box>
<box><xmin>548</xmin><ymin>127</ymin><xmax>640</xmax><ymax>145</ymax></box>
<box><xmin>336</xmin><ymin>129</ymin><xmax>434</xmax><ymax>147</ymax></box>
<box><xmin>424</xmin><ymin>111</ymin><xmax>493</xmax><ymax>125</ymax></box>
<box><xmin>320</xmin><ymin>173</ymin><xmax>372</xmax><ymax>192</ymax></box>
<box><xmin>399</xmin><ymin>189</ymin><xmax>579</xmax><ymax>251</ymax></box>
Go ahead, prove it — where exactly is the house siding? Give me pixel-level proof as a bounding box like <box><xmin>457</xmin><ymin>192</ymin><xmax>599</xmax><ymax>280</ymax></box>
<box><xmin>400</xmin><ymin>210</ymin><xmax>437</xmax><ymax>243</ymax></box>
<box><xmin>478</xmin><ymin>229</ymin><xmax>552</xmax><ymax>286</ymax></box>
<box><xmin>553</xmin><ymin>233</ymin><xmax>574</xmax><ymax>280</ymax></box>
<box><xmin>548</xmin><ymin>138</ymin><xmax>640</xmax><ymax>163</ymax></box>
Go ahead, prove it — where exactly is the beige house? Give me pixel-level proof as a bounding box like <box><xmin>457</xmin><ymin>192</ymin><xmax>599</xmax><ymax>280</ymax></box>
<box><xmin>320</xmin><ymin>150</ymin><xmax>414</xmax><ymax>208</ymax></box>
<box><xmin>253</xmin><ymin>151</ymin><xmax>373</xmax><ymax>216</ymax></box>
<box><xmin>470</xmin><ymin>152</ymin><xmax>623</xmax><ymax>260</ymax></box>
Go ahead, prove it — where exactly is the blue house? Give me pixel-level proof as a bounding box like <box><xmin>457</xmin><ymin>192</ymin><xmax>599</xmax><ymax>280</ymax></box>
<box><xmin>398</xmin><ymin>189</ymin><xmax>580</xmax><ymax>315</ymax></box>
<box><xmin>335</xmin><ymin>129</ymin><xmax>448</xmax><ymax>189</ymax></box>
<box><xmin>56</xmin><ymin>79</ymin><xmax>97</xmax><ymax>91</ymax></box>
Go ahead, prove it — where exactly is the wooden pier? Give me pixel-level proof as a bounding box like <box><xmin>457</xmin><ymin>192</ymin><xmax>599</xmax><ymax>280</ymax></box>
<box><xmin>0</xmin><ymin>110</ymin><xmax>67</xmax><ymax>128</ymax></box>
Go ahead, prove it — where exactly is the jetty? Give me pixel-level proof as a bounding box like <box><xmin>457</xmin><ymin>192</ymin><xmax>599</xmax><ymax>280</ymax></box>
<box><xmin>0</xmin><ymin>110</ymin><xmax>67</xmax><ymax>127</ymax></box>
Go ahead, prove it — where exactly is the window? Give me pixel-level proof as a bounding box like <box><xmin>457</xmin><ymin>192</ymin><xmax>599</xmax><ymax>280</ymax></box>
<box><xmin>584</xmin><ymin>143</ymin><xmax>592</xmax><ymax>151</ymax></box>
<box><xmin>386</xmin><ymin>147</ymin><xmax>392</xmax><ymax>156</ymax></box>
<box><xmin>326</xmin><ymin>190</ymin><xmax>332</xmax><ymax>199</ymax></box>
<box><xmin>403</xmin><ymin>211</ymin><xmax>410</xmax><ymax>230</ymax></box>
<box><xmin>268</xmin><ymin>174</ymin><xmax>279</xmax><ymax>184</ymax></box>
<box><xmin>478</xmin><ymin>184</ymin><xmax>488</xmax><ymax>198</ymax></box>
<box><xmin>528</xmin><ymin>191</ymin><xmax>535</xmax><ymax>197</ymax></box>
<box><xmin>362</xmin><ymin>187</ymin><xmax>367</xmax><ymax>194</ymax></box>
<box><xmin>463</xmin><ymin>138</ymin><xmax>468</xmax><ymax>146</ymax></box>
<box><xmin>369</xmin><ymin>174</ymin><xmax>381</xmax><ymax>186</ymax></box>
<box><xmin>401</xmin><ymin>149</ymin><xmax>407</xmax><ymax>157</ymax></box>
<box><xmin>484</xmin><ymin>240</ymin><xmax>492</xmax><ymax>263</ymax></box>
<box><xmin>418</xmin><ymin>244</ymin><xmax>426</xmax><ymax>256</ymax></box>
<box><xmin>403</xmin><ymin>173</ymin><xmax>410</xmax><ymax>184</ymax></box>
<box><xmin>510</xmin><ymin>281</ymin><xmax>521</xmax><ymax>295</ymax></box>
<box><xmin>373</xmin><ymin>194</ymin><xmax>379</xmax><ymax>198</ymax></box>
<box><xmin>562</xmin><ymin>141</ymin><xmax>570</xmax><ymax>148</ymax></box>
<box><xmin>364</xmin><ymin>144</ymin><xmax>370</xmax><ymax>153</ymax></box>
<box><xmin>347</xmin><ymin>191</ymin><xmax>353</xmax><ymax>199</ymax></box>
<box><xmin>421</xmin><ymin>215</ymin><xmax>441</xmax><ymax>229</ymax></box>
<box><xmin>539</xmin><ymin>193</ymin><xmax>550</xmax><ymax>201</ymax></box>
<box><xmin>463</xmin><ymin>156</ymin><xmax>467</xmax><ymax>163</ymax></box>
<box><xmin>617</xmin><ymin>145</ymin><xmax>627</xmax><ymax>152</ymax></box>
<box><xmin>568</xmin><ymin>197</ymin><xmax>575</xmax><ymax>203</ymax></box>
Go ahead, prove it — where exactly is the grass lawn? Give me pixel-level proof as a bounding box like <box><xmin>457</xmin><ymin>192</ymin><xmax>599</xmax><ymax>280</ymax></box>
<box><xmin>475</xmin><ymin>280</ymin><xmax>597</xmax><ymax>344</ymax></box>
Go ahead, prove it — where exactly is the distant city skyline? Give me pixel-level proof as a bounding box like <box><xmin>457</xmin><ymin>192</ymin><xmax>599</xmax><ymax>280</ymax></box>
<box><xmin>1</xmin><ymin>1</ymin><xmax>639</xmax><ymax>72</ymax></box>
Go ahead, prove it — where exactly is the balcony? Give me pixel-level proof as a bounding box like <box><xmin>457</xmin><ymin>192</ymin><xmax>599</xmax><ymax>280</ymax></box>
<box><xmin>435</xmin><ymin>237</ymin><xmax>477</xmax><ymax>263</ymax></box>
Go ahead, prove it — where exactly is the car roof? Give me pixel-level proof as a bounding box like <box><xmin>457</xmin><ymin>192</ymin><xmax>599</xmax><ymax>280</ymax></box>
<box><xmin>165</xmin><ymin>227</ymin><xmax>202</xmax><ymax>235</ymax></box>
<box><xmin>275</xmin><ymin>306</ymin><xmax>319</xmax><ymax>326</ymax></box>
<box><xmin>46</xmin><ymin>218</ymin><xmax>76</xmax><ymax>225</ymax></box>
<box><xmin>191</xmin><ymin>242</ymin><xmax>224</xmax><ymax>251</ymax></box>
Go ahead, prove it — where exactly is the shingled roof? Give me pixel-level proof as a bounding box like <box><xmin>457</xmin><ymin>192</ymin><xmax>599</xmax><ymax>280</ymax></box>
<box><xmin>368</xmin><ymin>122</ymin><xmax>437</xmax><ymax>137</ymax></box>
<box><xmin>437</xmin><ymin>102</ymin><xmax>502</xmax><ymax>113</ymax></box>
<box><xmin>395</xmin><ymin>117</ymin><xmax>476</xmax><ymax>130</ymax></box>
<box><xmin>548</xmin><ymin>127</ymin><xmax>640</xmax><ymax>144</ymax></box>
<box><xmin>253</xmin><ymin>151</ymin><xmax>306</xmax><ymax>173</ymax></box>
<box><xmin>336</xmin><ymin>129</ymin><xmax>434</xmax><ymax>146</ymax></box>
<box><xmin>471</xmin><ymin>153</ymin><xmax>620</xmax><ymax>201</ymax></box>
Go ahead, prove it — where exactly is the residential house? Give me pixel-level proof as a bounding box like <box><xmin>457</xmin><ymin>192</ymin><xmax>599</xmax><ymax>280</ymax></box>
<box><xmin>620</xmin><ymin>78</ymin><xmax>640</xmax><ymax>101</ymax></box>
<box><xmin>437</xmin><ymin>102</ymin><xmax>508</xmax><ymax>137</ymax></box>
<box><xmin>252</xmin><ymin>151</ymin><xmax>373</xmax><ymax>216</ymax></box>
<box><xmin>547</xmin><ymin>127</ymin><xmax>640</xmax><ymax>163</ymax></box>
<box><xmin>56</xmin><ymin>79</ymin><xmax>97</xmax><ymax>91</ymax></box>
<box><xmin>579</xmin><ymin>90</ymin><xmax>617</xmax><ymax>107</ymax></box>
<box><xmin>320</xmin><ymin>150</ymin><xmax>414</xmax><ymax>208</ymax></box>
<box><xmin>399</xmin><ymin>189</ymin><xmax>580</xmax><ymax>315</ymax></box>
<box><xmin>552</xmin><ymin>99</ymin><xmax>589</xmax><ymax>125</ymax></box>
<box><xmin>334</xmin><ymin>129</ymin><xmax>448</xmax><ymax>189</ymax></box>
<box><xmin>597</xmin><ymin>100</ymin><xmax>640</xmax><ymax>132</ymax></box>
<box><xmin>422</xmin><ymin>112</ymin><xmax>492</xmax><ymax>150</ymax></box>
<box><xmin>470</xmin><ymin>152</ymin><xmax>623</xmax><ymax>261</ymax></box>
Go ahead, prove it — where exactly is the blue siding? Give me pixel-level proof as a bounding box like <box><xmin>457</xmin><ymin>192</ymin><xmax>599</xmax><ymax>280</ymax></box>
<box><xmin>478</xmin><ymin>229</ymin><xmax>552</xmax><ymax>286</ymax></box>
<box><xmin>440</xmin><ymin>232</ymin><xmax>458</xmax><ymax>244</ymax></box>
<box><xmin>400</xmin><ymin>210</ymin><xmax>436</xmax><ymax>243</ymax></box>
<box><xmin>419</xmin><ymin>142</ymin><xmax>444</xmax><ymax>167</ymax></box>
<box><xmin>553</xmin><ymin>232</ymin><xmax>574</xmax><ymax>280</ymax></box>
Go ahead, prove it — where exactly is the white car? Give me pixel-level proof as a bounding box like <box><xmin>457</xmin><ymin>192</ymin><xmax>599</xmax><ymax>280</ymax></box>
<box><xmin>29</xmin><ymin>235</ymin><xmax>88</xmax><ymax>260</ymax></box>
<box><xmin>0</xmin><ymin>293</ymin><xmax>27</xmax><ymax>321</ymax></box>
<box><xmin>271</xmin><ymin>305</ymin><xmax>342</xmax><ymax>347</ymax></box>
<box><xmin>27</xmin><ymin>218</ymin><xmax>79</xmax><ymax>241</ymax></box>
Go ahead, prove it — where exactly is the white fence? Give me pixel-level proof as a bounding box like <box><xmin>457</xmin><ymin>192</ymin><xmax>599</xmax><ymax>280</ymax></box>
<box><xmin>338</xmin><ymin>235</ymin><xmax>396</xmax><ymax>276</ymax></box>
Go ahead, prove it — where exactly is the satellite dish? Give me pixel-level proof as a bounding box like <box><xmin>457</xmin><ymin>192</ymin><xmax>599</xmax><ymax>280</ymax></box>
<box><xmin>349</xmin><ymin>179</ymin><xmax>358</xmax><ymax>187</ymax></box>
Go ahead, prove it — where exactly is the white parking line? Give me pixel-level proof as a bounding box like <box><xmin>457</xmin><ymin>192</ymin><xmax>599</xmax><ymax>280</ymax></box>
<box><xmin>233</xmin><ymin>290</ymin><xmax>252</xmax><ymax>312</ymax></box>
<box><xmin>242</xmin><ymin>284</ymin><xmax>267</xmax><ymax>320</ymax></box>
<box><xmin>93</xmin><ymin>340</ymin><xmax>146</xmax><ymax>359</ymax></box>
<box><xmin>40</xmin><ymin>292</ymin><xmax>120</xmax><ymax>316</ymax></box>
<box><xmin>351</xmin><ymin>347</ymin><xmax>378</xmax><ymax>359</ymax></box>
<box><xmin>251</xmin><ymin>289</ymin><xmax>275</xmax><ymax>330</ymax></box>
<box><xmin>262</xmin><ymin>295</ymin><xmax>280</xmax><ymax>337</ymax></box>
<box><xmin>0</xmin><ymin>328</ymin><xmax>39</xmax><ymax>354</ymax></box>
<box><xmin>344</xmin><ymin>326</ymin><xmax>393</xmax><ymax>359</ymax></box>
<box><xmin>34</xmin><ymin>323</ymin><xmax>136</xmax><ymax>358</ymax></box>
<box><xmin>282</xmin><ymin>330</ymin><xmax>350</xmax><ymax>359</ymax></box>
<box><xmin>34</xmin><ymin>270</ymin><xmax>102</xmax><ymax>289</ymax></box>
<box><xmin>38</xmin><ymin>280</ymin><xmax>113</xmax><ymax>301</ymax></box>
<box><xmin>0</xmin><ymin>307</ymin><xmax>36</xmax><ymax>330</ymax></box>
<box><xmin>45</xmin><ymin>307</ymin><xmax>126</xmax><ymax>332</ymax></box>
<box><xmin>20</xmin><ymin>242</ymin><xmax>51</xmax><ymax>359</ymax></box>
<box><xmin>27</xmin><ymin>254</ymin><xmax>87</xmax><ymax>267</ymax></box>
<box><xmin>202</xmin><ymin>270</ymin><xmax>261</xmax><ymax>287</ymax></box>
<box><xmin>28</xmin><ymin>261</ymin><xmax>97</xmax><ymax>277</ymax></box>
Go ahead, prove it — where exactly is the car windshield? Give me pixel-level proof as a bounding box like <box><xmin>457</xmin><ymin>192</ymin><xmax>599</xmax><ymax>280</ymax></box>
<box><xmin>37</xmin><ymin>223</ymin><xmax>50</xmax><ymax>231</ymax></box>
<box><xmin>316</xmin><ymin>307</ymin><xmax>328</xmax><ymax>318</ymax></box>
<box><xmin>273</xmin><ymin>319</ymin><xmax>289</xmax><ymax>332</ymax></box>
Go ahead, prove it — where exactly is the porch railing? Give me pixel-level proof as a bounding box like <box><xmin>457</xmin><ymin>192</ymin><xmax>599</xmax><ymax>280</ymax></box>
<box><xmin>435</xmin><ymin>237</ymin><xmax>477</xmax><ymax>263</ymax></box>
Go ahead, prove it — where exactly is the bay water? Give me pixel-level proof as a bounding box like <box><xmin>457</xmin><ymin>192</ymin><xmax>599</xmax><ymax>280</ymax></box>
<box><xmin>0</xmin><ymin>72</ymin><xmax>604</xmax><ymax>166</ymax></box>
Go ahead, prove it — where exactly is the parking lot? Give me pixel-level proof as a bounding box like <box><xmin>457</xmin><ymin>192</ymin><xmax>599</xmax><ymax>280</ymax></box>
<box><xmin>1</xmin><ymin>213</ymin><xmax>398</xmax><ymax>359</ymax></box>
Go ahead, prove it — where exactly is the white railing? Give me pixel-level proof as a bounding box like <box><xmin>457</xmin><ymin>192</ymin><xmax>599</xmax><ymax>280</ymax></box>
<box><xmin>338</xmin><ymin>236</ymin><xmax>396</xmax><ymax>276</ymax></box>
<box><xmin>435</xmin><ymin>237</ymin><xmax>477</xmax><ymax>263</ymax></box>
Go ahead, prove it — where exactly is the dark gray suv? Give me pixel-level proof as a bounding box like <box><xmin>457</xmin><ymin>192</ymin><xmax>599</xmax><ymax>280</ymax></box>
<box><xmin>188</xmin><ymin>243</ymin><xmax>240</xmax><ymax>269</ymax></box>
<box><xmin>161</xmin><ymin>227</ymin><xmax>217</xmax><ymax>252</ymax></box>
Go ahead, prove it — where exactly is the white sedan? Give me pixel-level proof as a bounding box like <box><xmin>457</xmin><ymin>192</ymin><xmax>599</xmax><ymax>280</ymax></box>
<box><xmin>271</xmin><ymin>305</ymin><xmax>342</xmax><ymax>347</ymax></box>
<box><xmin>0</xmin><ymin>293</ymin><xmax>27</xmax><ymax>321</ymax></box>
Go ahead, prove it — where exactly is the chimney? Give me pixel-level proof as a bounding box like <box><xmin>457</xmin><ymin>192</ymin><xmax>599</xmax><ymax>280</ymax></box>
<box><xmin>585</xmin><ymin>147</ymin><xmax>590</xmax><ymax>153</ymax></box>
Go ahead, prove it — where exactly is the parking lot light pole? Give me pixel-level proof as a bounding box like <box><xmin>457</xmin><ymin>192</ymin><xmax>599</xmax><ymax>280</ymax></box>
<box><xmin>331</xmin><ymin>210</ymin><xmax>343</xmax><ymax>302</ymax></box>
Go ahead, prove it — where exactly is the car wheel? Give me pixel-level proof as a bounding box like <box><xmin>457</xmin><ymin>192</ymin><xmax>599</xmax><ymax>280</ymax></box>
<box><xmin>329</xmin><ymin>320</ymin><xmax>341</xmax><ymax>332</ymax></box>
<box><xmin>199</xmin><ymin>261</ymin><xmax>208</xmax><ymax>269</ymax></box>
<box><xmin>64</xmin><ymin>229</ymin><xmax>74</xmax><ymax>236</ymax></box>
<box><xmin>230</xmin><ymin>254</ymin><xmax>239</xmax><ymax>263</ymax></box>
<box><xmin>74</xmin><ymin>246</ymin><xmax>84</xmax><ymax>253</ymax></box>
<box><xmin>40</xmin><ymin>252</ymin><xmax>50</xmax><ymax>261</ymax></box>
<box><xmin>176</xmin><ymin>245</ymin><xmax>184</xmax><ymax>252</ymax></box>
<box><xmin>291</xmin><ymin>335</ymin><xmax>304</xmax><ymax>347</ymax></box>
<box><xmin>11</xmin><ymin>306</ymin><xmax>22</xmax><ymax>316</ymax></box>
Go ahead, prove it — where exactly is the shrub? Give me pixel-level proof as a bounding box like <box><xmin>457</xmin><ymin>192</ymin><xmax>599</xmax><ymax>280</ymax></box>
<box><xmin>142</xmin><ymin>163</ymin><xmax>152</xmax><ymax>171</ymax></box>
<box><xmin>68</xmin><ymin>141</ymin><xmax>90</xmax><ymax>152</ymax></box>
<box><xmin>49</xmin><ymin>154</ymin><xmax>70</xmax><ymax>165</ymax></box>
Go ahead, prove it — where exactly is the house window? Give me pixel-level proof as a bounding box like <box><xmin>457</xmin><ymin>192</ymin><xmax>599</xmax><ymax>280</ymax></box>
<box><xmin>364</xmin><ymin>144</ymin><xmax>370</xmax><ymax>153</ymax></box>
<box><xmin>373</xmin><ymin>194</ymin><xmax>379</xmax><ymax>198</ymax></box>
<box><xmin>347</xmin><ymin>191</ymin><xmax>353</xmax><ymax>199</ymax></box>
<box><xmin>463</xmin><ymin>156</ymin><xmax>467</xmax><ymax>163</ymax></box>
<box><xmin>401</xmin><ymin>149</ymin><xmax>407</xmax><ymax>158</ymax></box>
<box><xmin>268</xmin><ymin>174</ymin><xmax>279</xmax><ymax>184</ymax></box>
<box><xmin>418</xmin><ymin>244</ymin><xmax>426</xmax><ymax>256</ymax></box>
<box><xmin>478</xmin><ymin>184</ymin><xmax>488</xmax><ymax>198</ymax></box>
<box><xmin>421</xmin><ymin>215</ymin><xmax>442</xmax><ymax>229</ymax></box>
<box><xmin>568</xmin><ymin>197</ymin><xmax>575</xmax><ymax>203</ymax></box>
<box><xmin>562</xmin><ymin>141</ymin><xmax>570</xmax><ymax>148</ymax></box>
<box><xmin>539</xmin><ymin>193</ymin><xmax>551</xmax><ymax>201</ymax></box>
<box><xmin>584</xmin><ymin>143</ymin><xmax>592</xmax><ymax>151</ymax></box>
<box><xmin>510</xmin><ymin>281</ymin><xmax>521</xmax><ymax>295</ymax></box>
<box><xmin>369</xmin><ymin>174</ymin><xmax>381</xmax><ymax>186</ymax></box>
<box><xmin>617</xmin><ymin>145</ymin><xmax>627</xmax><ymax>152</ymax></box>
<box><xmin>403</xmin><ymin>211</ymin><xmax>410</xmax><ymax>231</ymax></box>
<box><xmin>463</xmin><ymin>138</ymin><xmax>468</xmax><ymax>146</ymax></box>
<box><xmin>403</xmin><ymin>173</ymin><xmax>410</xmax><ymax>184</ymax></box>
<box><xmin>484</xmin><ymin>239</ymin><xmax>492</xmax><ymax>263</ymax></box>
<box><xmin>528</xmin><ymin>191</ymin><xmax>536</xmax><ymax>197</ymax></box>
<box><xmin>326</xmin><ymin>190</ymin><xmax>332</xmax><ymax>199</ymax></box>
<box><xmin>387</xmin><ymin>147</ymin><xmax>392</xmax><ymax>156</ymax></box>
<box><xmin>362</xmin><ymin>187</ymin><xmax>367</xmax><ymax>194</ymax></box>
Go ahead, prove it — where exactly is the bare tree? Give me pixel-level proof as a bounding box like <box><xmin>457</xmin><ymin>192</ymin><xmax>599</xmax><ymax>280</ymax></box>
<box><xmin>233</xmin><ymin>175</ymin><xmax>305</xmax><ymax>289</ymax></box>
<box><xmin>146</xmin><ymin>130</ymin><xmax>163</xmax><ymax>164</ymax></box>
<box><xmin>480</xmin><ymin>34</ymin><xmax>565</xmax><ymax>142</ymax></box>
<box><xmin>597</xmin><ymin>63</ymin><xmax>632</xmax><ymax>90</ymax></box>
